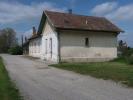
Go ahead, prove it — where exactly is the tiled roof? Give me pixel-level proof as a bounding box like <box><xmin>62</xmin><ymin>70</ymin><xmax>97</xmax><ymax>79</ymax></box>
<box><xmin>29</xmin><ymin>10</ymin><xmax>123</xmax><ymax>40</ymax></box>
<box><xmin>45</xmin><ymin>11</ymin><xmax>123</xmax><ymax>32</ymax></box>
<box><xmin>29</xmin><ymin>34</ymin><xmax>41</xmax><ymax>40</ymax></box>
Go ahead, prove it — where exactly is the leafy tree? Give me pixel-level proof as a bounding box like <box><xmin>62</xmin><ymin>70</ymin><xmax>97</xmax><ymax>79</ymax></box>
<box><xmin>8</xmin><ymin>45</ymin><xmax>23</xmax><ymax>55</ymax></box>
<box><xmin>118</xmin><ymin>40</ymin><xmax>128</xmax><ymax>56</ymax></box>
<box><xmin>0</xmin><ymin>28</ymin><xmax>18</xmax><ymax>53</ymax></box>
<box><xmin>118</xmin><ymin>40</ymin><xmax>133</xmax><ymax>64</ymax></box>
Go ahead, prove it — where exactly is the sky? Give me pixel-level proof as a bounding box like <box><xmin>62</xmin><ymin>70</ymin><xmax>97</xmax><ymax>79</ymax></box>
<box><xmin>0</xmin><ymin>0</ymin><xmax>133</xmax><ymax>46</ymax></box>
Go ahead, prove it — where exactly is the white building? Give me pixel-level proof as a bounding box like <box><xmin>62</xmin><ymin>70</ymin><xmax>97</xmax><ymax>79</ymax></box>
<box><xmin>28</xmin><ymin>10</ymin><xmax>123</xmax><ymax>63</ymax></box>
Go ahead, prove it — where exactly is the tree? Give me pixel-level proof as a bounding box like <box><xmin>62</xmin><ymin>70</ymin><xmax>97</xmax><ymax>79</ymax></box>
<box><xmin>0</xmin><ymin>28</ymin><xmax>18</xmax><ymax>53</ymax></box>
<box><xmin>8</xmin><ymin>45</ymin><xmax>23</xmax><ymax>55</ymax></box>
<box><xmin>118</xmin><ymin>40</ymin><xmax>128</xmax><ymax>56</ymax></box>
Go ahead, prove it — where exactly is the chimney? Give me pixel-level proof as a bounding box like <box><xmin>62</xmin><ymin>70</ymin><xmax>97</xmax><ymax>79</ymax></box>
<box><xmin>32</xmin><ymin>27</ymin><xmax>36</xmax><ymax>35</ymax></box>
<box><xmin>68</xmin><ymin>9</ymin><xmax>72</xmax><ymax>14</ymax></box>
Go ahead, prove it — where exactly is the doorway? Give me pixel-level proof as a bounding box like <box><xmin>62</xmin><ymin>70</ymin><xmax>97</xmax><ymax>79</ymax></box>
<box><xmin>50</xmin><ymin>38</ymin><xmax>52</xmax><ymax>59</ymax></box>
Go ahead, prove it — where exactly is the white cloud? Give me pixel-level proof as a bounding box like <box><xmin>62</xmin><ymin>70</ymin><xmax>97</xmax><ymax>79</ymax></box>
<box><xmin>91</xmin><ymin>2</ymin><xmax>117</xmax><ymax>15</ymax></box>
<box><xmin>91</xmin><ymin>2</ymin><xmax>133</xmax><ymax>21</ymax></box>
<box><xmin>0</xmin><ymin>2</ymin><xmax>66</xmax><ymax>24</ymax></box>
<box><xmin>118</xmin><ymin>32</ymin><xmax>133</xmax><ymax>47</ymax></box>
<box><xmin>106</xmin><ymin>4</ymin><xmax>133</xmax><ymax>21</ymax></box>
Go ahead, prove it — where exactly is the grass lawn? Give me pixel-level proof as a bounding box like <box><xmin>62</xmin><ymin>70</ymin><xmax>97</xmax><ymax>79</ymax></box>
<box><xmin>51</xmin><ymin>59</ymin><xmax>133</xmax><ymax>87</ymax></box>
<box><xmin>0</xmin><ymin>57</ymin><xmax>22</xmax><ymax>100</ymax></box>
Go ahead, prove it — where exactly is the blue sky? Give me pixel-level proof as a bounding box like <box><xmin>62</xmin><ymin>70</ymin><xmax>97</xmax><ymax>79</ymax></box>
<box><xmin>0</xmin><ymin>0</ymin><xmax>133</xmax><ymax>46</ymax></box>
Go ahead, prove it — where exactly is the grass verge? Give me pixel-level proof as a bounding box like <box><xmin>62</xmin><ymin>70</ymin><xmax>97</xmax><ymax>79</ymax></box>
<box><xmin>0</xmin><ymin>57</ymin><xmax>22</xmax><ymax>100</ymax></box>
<box><xmin>51</xmin><ymin>61</ymin><xmax>133</xmax><ymax>87</ymax></box>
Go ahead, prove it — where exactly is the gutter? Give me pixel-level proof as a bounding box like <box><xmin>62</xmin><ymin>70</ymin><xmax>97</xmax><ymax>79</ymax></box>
<box><xmin>56</xmin><ymin>27</ymin><xmax>124</xmax><ymax>33</ymax></box>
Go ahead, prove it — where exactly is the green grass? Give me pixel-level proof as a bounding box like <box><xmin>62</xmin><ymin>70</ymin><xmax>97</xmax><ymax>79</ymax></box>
<box><xmin>51</xmin><ymin>61</ymin><xmax>133</xmax><ymax>87</ymax></box>
<box><xmin>0</xmin><ymin>57</ymin><xmax>22</xmax><ymax>100</ymax></box>
<box><xmin>110</xmin><ymin>57</ymin><xmax>127</xmax><ymax>63</ymax></box>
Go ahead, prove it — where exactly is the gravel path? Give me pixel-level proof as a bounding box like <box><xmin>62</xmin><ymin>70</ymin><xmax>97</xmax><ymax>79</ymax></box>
<box><xmin>1</xmin><ymin>54</ymin><xmax>133</xmax><ymax>100</ymax></box>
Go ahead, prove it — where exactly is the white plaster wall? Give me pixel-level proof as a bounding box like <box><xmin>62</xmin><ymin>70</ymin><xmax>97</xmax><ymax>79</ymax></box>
<box><xmin>29</xmin><ymin>38</ymin><xmax>42</xmax><ymax>58</ymax></box>
<box><xmin>60</xmin><ymin>30</ymin><xmax>118</xmax><ymax>62</ymax></box>
<box><xmin>41</xmin><ymin>20</ymin><xmax>58</xmax><ymax>62</ymax></box>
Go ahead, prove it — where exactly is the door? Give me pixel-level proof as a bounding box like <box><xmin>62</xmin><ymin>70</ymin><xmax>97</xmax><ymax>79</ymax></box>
<box><xmin>45</xmin><ymin>39</ymin><xmax>47</xmax><ymax>54</ymax></box>
<box><xmin>50</xmin><ymin>38</ymin><xmax>52</xmax><ymax>58</ymax></box>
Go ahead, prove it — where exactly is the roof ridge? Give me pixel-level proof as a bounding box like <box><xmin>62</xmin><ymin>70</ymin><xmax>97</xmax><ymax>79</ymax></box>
<box><xmin>44</xmin><ymin>10</ymin><xmax>105</xmax><ymax>19</ymax></box>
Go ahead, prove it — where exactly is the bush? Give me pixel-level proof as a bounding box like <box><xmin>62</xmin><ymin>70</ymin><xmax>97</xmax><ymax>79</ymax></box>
<box><xmin>128</xmin><ymin>49</ymin><xmax>133</xmax><ymax>56</ymax></box>
<box><xmin>126</xmin><ymin>56</ymin><xmax>133</xmax><ymax>65</ymax></box>
<box><xmin>8</xmin><ymin>45</ymin><xmax>23</xmax><ymax>55</ymax></box>
<box><xmin>117</xmin><ymin>47</ymin><xmax>133</xmax><ymax>65</ymax></box>
<box><xmin>111</xmin><ymin>57</ymin><xmax>127</xmax><ymax>63</ymax></box>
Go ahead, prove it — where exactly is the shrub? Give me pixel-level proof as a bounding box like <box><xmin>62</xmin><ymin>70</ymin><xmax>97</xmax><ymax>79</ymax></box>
<box><xmin>128</xmin><ymin>49</ymin><xmax>133</xmax><ymax>56</ymax></box>
<box><xmin>8</xmin><ymin>45</ymin><xmax>23</xmax><ymax>55</ymax></box>
<box><xmin>126</xmin><ymin>56</ymin><xmax>133</xmax><ymax>65</ymax></box>
<box><xmin>111</xmin><ymin>57</ymin><xmax>127</xmax><ymax>63</ymax></box>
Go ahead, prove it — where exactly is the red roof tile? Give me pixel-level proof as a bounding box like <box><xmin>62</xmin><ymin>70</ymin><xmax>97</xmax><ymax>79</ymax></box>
<box><xmin>45</xmin><ymin>10</ymin><xmax>123</xmax><ymax>32</ymax></box>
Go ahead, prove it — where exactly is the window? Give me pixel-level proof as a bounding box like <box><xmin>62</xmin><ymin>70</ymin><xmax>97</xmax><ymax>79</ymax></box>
<box><xmin>85</xmin><ymin>38</ymin><xmax>89</xmax><ymax>47</ymax></box>
<box><xmin>31</xmin><ymin>43</ymin><xmax>33</xmax><ymax>53</ymax></box>
<box><xmin>38</xmin><ymin>42</ymin><xmax>40</xmax><ymax>53</ymax></box>
<box><xmin>34</xmin><ymin>43</ymin><xmax>36</xmax><ymax>53</ymax></box>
